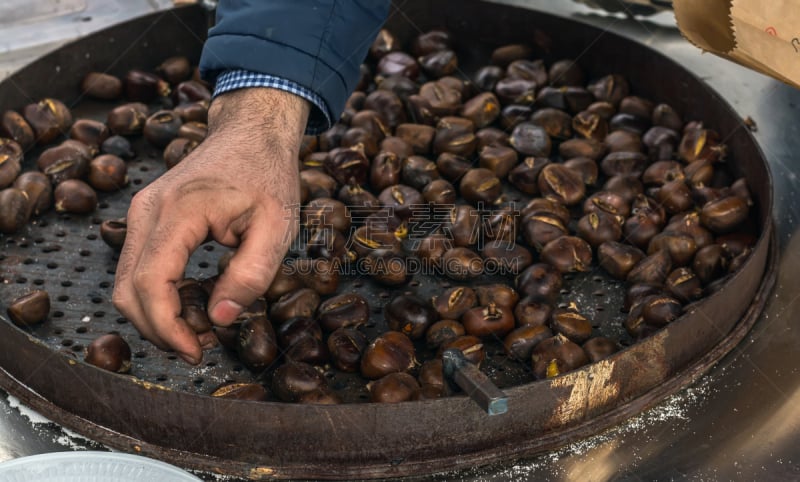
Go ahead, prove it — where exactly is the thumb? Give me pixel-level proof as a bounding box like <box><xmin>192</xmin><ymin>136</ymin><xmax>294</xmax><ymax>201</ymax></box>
<box><xmin>208</xmin><ymin>219</ymin><xmax>284</xmax><ymax>326</ymax></box>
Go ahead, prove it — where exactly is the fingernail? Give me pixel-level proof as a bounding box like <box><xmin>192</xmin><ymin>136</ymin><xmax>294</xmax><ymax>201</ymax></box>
<box><xmin>210</xmin><ymin>299</ymin><xmax>244</xmax><ymax>324</ymax></box>
<box><xmin>180</xmin><ymin>353</ymin><xmax>200</xmax><ymax>365</ymax></box>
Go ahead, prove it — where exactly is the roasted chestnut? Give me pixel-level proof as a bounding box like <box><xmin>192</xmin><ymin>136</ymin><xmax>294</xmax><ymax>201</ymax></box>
<box><xmin>514</xmin><ymin>297</ymin><xmax>554</xmax><ymax>327</ymax></box>
<box><xmin>664</xmin><ymin>267</ymin><xmax>703</xmax><ymax>303</ymax></box>
<box><xmin>395</xmin><ymin>123</ymin><xmax>435</xmax><ymax>155</ymax></box>
<box><xmin>88</xmin><ymin>154</ymin><xmax>128</xmax><ymax>192</ymax></box>
<box><xmin>442</xmin><ymin>247</ymin><xmax>483</xmax><ymax>280</ymax></box>
<box><xmin>13</xmin><ymin>171</ymin><xmax>51</xmax><ymax>217</ymax></box>
<box><xmin>531</xmin><ymin>334</ymin><xmax>589</xmax><ymax>379</ymax></box>
<box><xmin>700</xmin><ymin>195</ymin><xmax>749</xmax><ymax>233</ymax></box>
<box><xmin>173</xmin><ymin>80</ymin><xmax>211</xmax><ymax>105</ymax></box>
<box><xmin>537</xmin><ymin>164</ymin><xmax>585</xmax><ymax>206</ymax></box>
<box><xmin>426</xmin><ymin>320</ymin><xmax>466</xmax><ymax>349</ymax></box>
<box><xmin>656</xmin><ymin>178</ymin><xmax>693</xmax><ymax>214</ymax></box>
<box><xmin>401</xmin><ymin>155</ymin><xmax>440</xmax><ymax>190</ymax></box>
<box><xmin>0</xmin><ymin>188</ymin><xmax>30</xmax><ymax>234</ymax></box>
<box><xmin>369</xmin><ymin>372</ymin><xmax>420</xmax><ymax>403</ymax></box>
<box><xmin>361</xmin><ymin>331</ymin><xmax>416</xmax><ymax>379</ymax></box>
<box><xmin>157</xmin><ymin>56</ymin><xmax>191</xmax><ymax>84</ymax></box>
<box><xmin>647</xmin><ymin>231</ymin><xmax>698</xmax><ymax>266</ymax></box>
<box><xmin>693</xmin><ymin>244</ymin><xmax>726</xmax><ymax>284</ymax></box>
<box><xmin>101</xmin><ymin>135</ymin><xmax>135</xmax><ymax>159</ymax></box>
<box><xmin>371</xmin><ymin>151</ymin><xmax>402</xmax><ymax>192</ymax></box>
<box><xmin>462</xmin><ymin>303</ymin><xmax>515</xmax><ymax>338</ymax></box>
<box><xmin>576</xmin><ymin>212</ymin><xmax>623</xmax><ymax>247</ymax></box>
<box><xmin>177</xmin><ymin>121</ymin><xmax>207</xmax><ymax>142</ymax></box>
<box><xmin>107</xmin><ymin>102</ymin><xmax>148</xmax><ymax>135</ymax></box>
<box><xmin>433</xmin><ymin>116</ymin><xmax>476</xmax><ymax>157</ymax></box>
<box><xmin>1</xmin><ymin>111</ymin><xmax>34</xmax><ymax>150</ymax></box>
<box><xmin>423</xmin><ymin>179</ymin><xmax>457</xmax><ymax>205</ymax></box>
<box><xmin>237</xmin><ymin>314</ymin><xmax>279</xmax><ymax>371</ymax></box>
<box><xmin>432</xmin><ymin>286</ymin><xmax>477</xmax><ymax>320</ymax></box>
<box><xmin>550</xmin><ymin>309</ymin><xmax>592</xmax><ymax>344</ymax></box>
<box><xmin>81</xmin><ymin>72</ymin><xmax>123</xmax><ymax>100</ymax></box>
<box><xmin>509</xmin><ymin>122</ymin><xmax>551</xmax><ymax>157</ymax></box>
<box><xmin>143</xmin><ymin>110</ymin><xmax>183</xmax><ymax>148</ymax></box>
<box><xmin>626</xmin><ymin>250</ymin><xmax>672</xmax><ymax>285</ymax></box>
<box><xmin>124</xmin><ymin>69</ymin><xmax>170</xmax><ymax>102</ymax></box>
<box><xmin>460</xmin><ymin>92</ymin><xmax>501</xmax><ymax>129</ymax></box>
<box><xmin>67</xmin><ymin>119</ymin><xmax>109</xmax><ymax>148</ymax></box>
<box><xmin>378</xmin><ymin>184</ymin><xmax>423</xmax><ymax>220</ymax></box>
<box><xmin>641</xmin><ymin>295</ymin><xmax>683</xmax><ymax>327</ymax></box>
<box><xmin>163</xmin><ymin>137</ymin><xmax>199</xmax><ymax>169</ymax></box>
<box><xmin>37</xmin><ymin>140</ymin><xmax>92</xmax><ymax>185</ymax></box>
<box><xmin>436</xmin><ymin>152</ymin><xmax>471</xmax><ymax>181</ymax></box>
<box><xmin>85</xmin><ymin>333</ymin><xmax>131</xmax><ymax>373</ymax></box>
<box><xmin>7</xmin><ymin>290</ymin><xmax>50</xmax><ymax>327</ymax></box>
<box><xmin>516</xmin><ymin>263</ymin><xmax>563</xmax><ymax>304</ymax></box>
<box><xmin>54</xmin><ymin>179</ymin><xmax>97</xmax><ymax>214</ymax></box>
<box><xmin>328</xmin><ymin>327</ymin><xmax>368</xmax><ymax>372</ymax></box>
<box><xmin>481</xmin><ymin>240</ymin><xmax>532</xmax><ymax>274</ymax></box>
<box><xmin>23</xmin><ymin>98</ymin><xmax>73</xmax><ymax>144</ymax></box>
<box><xmin>540</xmin><ymin>236</ymin><xmax>592</xmax><ymax>273</ymax></box>
<box><xmin>508</xmin><ymin>157</ymin><xmax>550</xmax><ymax>195</ymax></box>
<box><xmin>294</xmin><ymin>258</ymin><xmax>340</xmax><ymax>295</ymax></box>
<box><xmin>302</xmin><ymin>198</ymin><xmax>350</xmax><ymax>233</ymax></box>
<box><xmin>419</xmin><ymin>49</ymin><xmax>458</xmax><ymax>78</ymax></box>
<box><xmin>587</xmin><ymin>74</ymin><xmax>629</xmax><ymax>106</ymax></box>
<box><xmin>597</xmin><ymin>241</ymin><xmax>645</xmax><ymax>279</ymax></box>
<box><xmin>384</xmin><ymin>295</ymin><xmax>436</xmax><ymax>340</ymax></box>
<box><xmin>504</xmin><ymin>325</ymin><xmax>552</xmax><ymax>361</ymax></box>
<box><xmin>377</xmin><ymin>52</ymin><xmax>419</xmax><ymax>79</ymax></box>
<box><xmin>559</xmin><ymin>137</ymin><xmax>606</xmax><ymax>161</ymax></box>
<box><xmin>370</xmin><ymin>28</ymin><xmax>400</xmax><ymax>60</ymax></box>
<box><xmin>479</xmin><ymin>145</ymin><xmax>517</xmax><ymax>179</ymax></box>
<box><xmin>440</xmin><ymin>335</ymin><xmax>485</xmax><ymax>366</ymax></box>
<box><xmin>582</xmin><ymin>337</ymin><xmax>619</xmax><ymax>362</ymax></box>
<box><xmin>176</xmin><ymin>278</ymin><xmax>212</xmax><ymax>334</ymax></box>
<box><xmin>272</xmin><ymin>361</ymin><xmax>328</xmax><ymax>402</ymax></box>
<box><xmin>459</xmin><ymin>168</ymin><xmax>502</xmax><ymax>205</ymax></box>
<box><xmin>268</xmin><ymin>288</ymin><xmax>320</xmax><ymax>324</ymax></box>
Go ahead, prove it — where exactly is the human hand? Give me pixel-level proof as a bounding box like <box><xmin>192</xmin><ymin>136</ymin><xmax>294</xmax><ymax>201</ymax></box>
<box><xmin>112</xmin><ymin>88</ymin><xmax>309</xmax><ymax>364</ymax></box>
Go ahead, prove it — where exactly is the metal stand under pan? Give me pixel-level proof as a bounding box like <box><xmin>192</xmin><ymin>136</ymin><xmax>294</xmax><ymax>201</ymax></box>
<box><xmin>0</xmin><ymin>3</ymin><xmax>775</xmax><ymax>480</ymax></box>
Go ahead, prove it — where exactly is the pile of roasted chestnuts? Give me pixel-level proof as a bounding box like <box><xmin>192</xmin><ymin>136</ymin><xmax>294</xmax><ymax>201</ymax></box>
<box><xmin>1</xmin><ymin>27</ymin><xmax>757</xmax><ymax>405</ymax></box>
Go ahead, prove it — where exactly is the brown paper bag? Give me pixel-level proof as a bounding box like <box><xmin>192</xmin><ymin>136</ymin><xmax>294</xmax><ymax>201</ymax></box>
<box><xmin>674</xmin><ymin>0</ymin><xmax>800</xmax><ymax>89</ymax></box>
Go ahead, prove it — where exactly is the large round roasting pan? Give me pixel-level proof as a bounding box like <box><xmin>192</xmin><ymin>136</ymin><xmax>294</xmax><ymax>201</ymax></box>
<box><xmin>0</xmin><ymin>2</ymin><xmax>774</xmax><ymax>479</ymax></box>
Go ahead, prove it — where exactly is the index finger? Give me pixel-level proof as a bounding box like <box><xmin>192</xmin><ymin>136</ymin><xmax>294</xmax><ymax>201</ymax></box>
<box><xmin>132</xmin><ymin>219</ymin><xmax>209</xmax><ymax>364</ymax></box>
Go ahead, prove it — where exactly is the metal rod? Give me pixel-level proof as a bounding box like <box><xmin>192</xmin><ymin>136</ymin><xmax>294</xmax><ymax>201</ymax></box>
<box><xmin>442</xmin><ymin>349</ymin><xmax>508</xmax><ymax>416</ymax></box>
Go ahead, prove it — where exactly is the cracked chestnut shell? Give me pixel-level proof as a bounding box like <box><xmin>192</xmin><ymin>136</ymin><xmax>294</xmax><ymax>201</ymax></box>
<box><xmin>462</xmin><ymin>303</ymin><xmax>515</xmax><ymax>338</ymax></box>
<box><xmin>508</xmin><ymin>157</ymin><xmax>550</xmax><ymax>195</ymax></box>
<box><xmin>0</xmin><ymin>140</ymin><xmax>22</xmax><ymax>189</ymax></box>
<box><xmin>143</xmin><ymin>110</ymin><xmax>183</xmax><ymax>148</ymax></box>
<box><xmin>395</xmin><ymin>123</ymin><xmax>435</xmax><ymax>155</ymax></box>
<box><xmin>69</xmin><ymin>119</ymin><xmax>110</xmax><ymax>148</ymax></box>
<box><xmin>124</xmin><ymin>69</ymin><xmax>170</xmax><ymax>102</ymax></box>
<box><xmin>588</xmin><ymin>74</ymin><xmax>629</xmax><ymax>106</ymax></box>
<box><xmin>54</xmin><ymin>179</ymin><xmax>97</xmax><ymax>214</ymax></box>
<box><xmin>598</xmin><ymin>241</ymin><xmax>645</xmax><ymax>279</ymax></box>
<box><xmin>531</xmin><ymin>334</ymin><xmax>589</xmax><ymax>380</ymax></box>
<box><xmin>272</xmin><ymin>361</ymin><xmax>327</xmax><ymax>402</ymax></box>
<box><xmin>0</xmin><ymin>188</ymin><xmax>29</xmax><ymax>234</ymax></box>
<box><xmin>328</xmin><ymin>327</ymin><xmax>368</xmax><ymax>372</ymax></box>
<box><xmin>106</xmin><ymin>102</ymin><xmax>148</xmax><ymax>135</ymax></box>
<box><xmin>100</xmin><ymin>217</ymin><xmax>127</xmax><ymax>250</ymax></box>
<box><xmin>433</xmin><ymin>116</ymin><xmax>476</xmax><ymax>157</ymax></box>
<box><xmin>700</xmin><ymin>195</ymin><xmax>749</xmax><ymax>233</ymax></box>
<box><xmin>540</xmin><ymin>236</ymin><xmax>592</xmax><ymax>273</ymax></box>
<box><xmin>302</xmin><ymin>198</ymin><xmax>350</xmax><ymax>233</ymax></box>
<box><xmin>559</xmin><ymin>137</ymin><xmax>607</xmax><ymax>161</ymax></box>
<box><xmin>439</xmin><ymin>335</ymin><xmax>485</xmax><ymax>366</ymax></box>
<box><xmin>361</xmin><ymin>331</ymin><xmax>416</xmax><ymax>380</ymax></box>
<box><xmin>576</xmin><ymin>212</ymin><xmax>623</xmax><ymax>247</ymax></box>
<box><xmin>317</xmin><ymin>293</ymin><xmax>369</xmax><ymax>332</ymax></box>
<box><xmin>85</xmin><ymin>333</ymin><xmax>131</xmax><ymax>373</ymax></box>
<box><xmin>7</xmin><ymin>290</ymin><xmax>50</xmax><ymax>327</ymax></box>
<box><xmin>378</xmin><ymin>184</ymin><xmax>423</xmax><ymax>220</ymax></box>
<box><xmin>648</xmin><ymin>231</ymin><xmax>698</xmax><ymax>266</ymax></box>
<box><xmin>211</xmin><ymin>382</ymin><xmax>269</xmax><ymax>402</ymax></box>
<box><xmin>445</xmin><ymin>204</ymin><xmax>480</xmax><ymax>247</ymax></box>
<box><xmin>665</xmin><ymin>267</ymin><xmax>703</xmax><ymax>303</ymax></box>
<box><xmin>37</xmin><ymin>139</ymin><xmax>92</xmax><ymax>185</ymax></box>
<box><xmin>163</xmin><ymin>137</ymin><xmax>198</xmax><ymax>169</ymax></box>
<box><xmin>369</xmin><ymin>372</ymin><xmax>420</xmax><ymax>403</ymax></box>
<box><xmin>423</xmin><ymin>178</ymin><xmax>457</xmax><ymax>205</ymax></box>
<box><xmin>268</xmin><ymin>288</ymin><xmax>320</xmax><ymax>324</ymax></box>
<box><xmin>479</xmin><ymin>145</ymin><xmax>518</xmax><ymax>179</ymax></box>
<box><xmin>538</xmin><ymin>164</ymin><xmax>585</xmax><ymax>205</ymax></box>
<box><xmin>459</xmin><ymin>168</ymin><xmax>502</xmax><ymax>205</ymax></box>
<box><xmin>370</xmin><ymin>151</ymin><xmax>402</xmax><ymax>192</ymax></box>
<box><xmin>277</xmin><ymin>317</ymin><xmax>329</xmax><ymax>366</ymax></box>
<box><xmin>460</xmin><ymin>92</ymin><xmax>501</xmax><ymax>129</ymax></box>
<box><xmin>550</xmin><ymin>309</ymin><xmax>593</xmax><ymax>344</ymax></box>
<box><xmin>385</xmin><ymin>295</ymin><xmax>437</xmax><ymax>340</ymax></box>
<box><xmin>627</xmin><ymin>250</ymin><xmax>672</xmax><ymax>285</ymax></box>
<box><xmin>433</xmin><ymin>286</ymin><xmax>477</xmax><ymax>320</ymax></box>
<box><xmin>23</xmin><ymin>98</ymin><xmax>73</xmax><ymax>144</ymax></box>
<box><xmin>401</xmin><ymin>155</ymin><xmax>440</xmax><ymax>190</ymax></box>
<box><xmin>436</xmin><ymin>152</ymin><xmax>471</xmax><ymax>182</ymax></box>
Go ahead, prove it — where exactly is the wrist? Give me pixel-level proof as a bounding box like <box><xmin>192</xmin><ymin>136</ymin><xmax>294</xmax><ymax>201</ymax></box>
<box><xmin>207</xmin><ymin>87</ymin><xmax>310</xmax><ymax>146</ymax></box>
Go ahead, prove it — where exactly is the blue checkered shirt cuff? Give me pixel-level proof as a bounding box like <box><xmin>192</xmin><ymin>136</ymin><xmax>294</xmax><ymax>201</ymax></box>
<box><xmin>213</xmin><ymin>70</ymin><xmax>332</xmax><ymax>135</ymax></box>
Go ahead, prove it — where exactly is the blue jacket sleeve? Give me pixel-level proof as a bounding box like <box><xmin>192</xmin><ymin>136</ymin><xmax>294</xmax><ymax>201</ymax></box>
<box><xmin>199</xmin><ymin>0</ymin><xmax>390</xmax><ymax>131</ymax></box>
